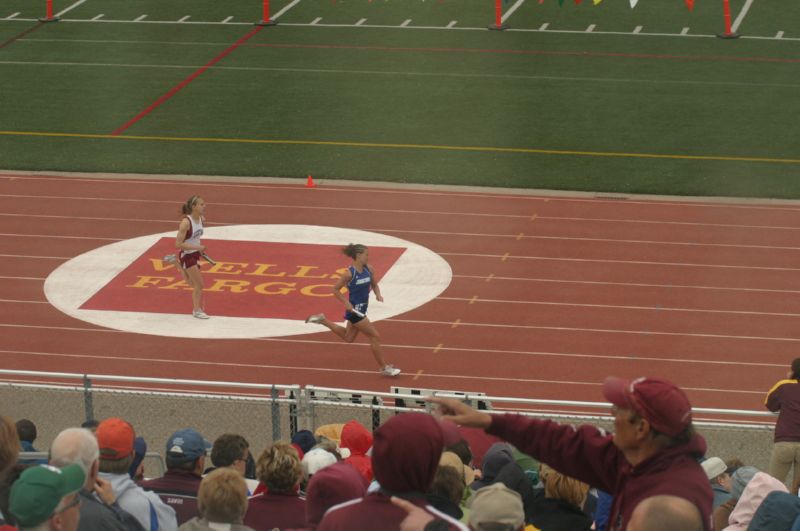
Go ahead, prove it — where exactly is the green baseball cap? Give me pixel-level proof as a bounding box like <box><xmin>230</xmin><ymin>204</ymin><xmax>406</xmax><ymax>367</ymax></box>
<box><xmin>9</xmin><ymin>464</ymin><xmax>85</xmax><ymax>527</ymax></box>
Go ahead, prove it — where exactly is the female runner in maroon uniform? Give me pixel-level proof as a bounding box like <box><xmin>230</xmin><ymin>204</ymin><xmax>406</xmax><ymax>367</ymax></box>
<box><xmin>175</xmin><ymin>195</ymin><xmax>209</xmax><ymax>319</ymax></box>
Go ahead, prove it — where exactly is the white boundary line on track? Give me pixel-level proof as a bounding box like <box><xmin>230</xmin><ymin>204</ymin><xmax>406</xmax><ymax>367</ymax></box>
<box><xmin>2</xmin><ymin>223</ymin><xmax>800</xmax><ymax>255</ymax></box>
<box><xmin>3</xmin><ymin>173</ymin><xmax>800</xmax><ymax>211</ymax></box>
<box><xmin>0</xmin><ymin>15</ymin><xmax>796</xmax><ymax>42</ymax></box>
<box><xmin>4</xmin><ymin>59</ymin><xmax>800</xmax><ymax>90</ymax></box>
<box><xmin>0</xmin><ymin>345</ymin><xmax>786</xmax><ymax>386</ymax></box>
<box><xmin>3</xmin><ymin>195</ymin><xmax>800</xmax><ymax>231</ymax></box>
<box><xmin>731</xmin><ymin>0</ymin><xmax>754</xmax><ymax>35</ymax></box>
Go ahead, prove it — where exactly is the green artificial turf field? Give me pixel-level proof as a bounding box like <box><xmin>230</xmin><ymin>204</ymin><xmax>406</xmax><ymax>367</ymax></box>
<box><xmin>1</xmin><ymin>0</ymin><xmax>799</xmax><ymax>197</ymax></box>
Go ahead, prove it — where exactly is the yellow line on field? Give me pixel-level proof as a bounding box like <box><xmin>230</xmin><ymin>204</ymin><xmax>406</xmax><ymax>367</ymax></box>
<box><xmin>1</xmin><ymin>130</ymin><xmax>799</xmax><ymax>164</ymax></box>
<box><xmin>451</xmin><ymin>319</ymin><xmax>461</xmax><ymax>329</ymax></box>
<box><xmin>433</xmin><ymin>343</ymin><xmax>444</xmax><ymax>353</ymax></box>
<box><xmin>469</xmin><ymin>296</ymin><xmax>478</xmax><ymax>305</ymax></box>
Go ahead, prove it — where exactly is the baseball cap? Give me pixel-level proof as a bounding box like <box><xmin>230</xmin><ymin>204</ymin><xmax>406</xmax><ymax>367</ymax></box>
<box><xmin>96</xmin><ymin>417</ymin><xmax>135</xmax><ymax>460</ymax></box>
<box><xmin>468</xmin><ymin>482</ymin><xmax>524</xmax><ymax>530</ymax></box>
<box><xmin>302</xmin><ymin>447</ymin><xmax>338</xmax><ymax>479</ymax></box>
<box><xmin>603</xmin><ymin>376</ymin><xmax>692</xmax><ymax>437</ymax></box>
<box><xmin>701</xmin><ymin>457</ymin><xmax>727</xmax><ymax>480</ymax></box>
<box><xmin>167</xmin><ymin>428</ymin><xmax>211</xmax><ymax>463</ymax></box>
<box><xmin>9</xmin><ymin>464</ymin><xmax>85</xmax><ymax>527</ymax></box>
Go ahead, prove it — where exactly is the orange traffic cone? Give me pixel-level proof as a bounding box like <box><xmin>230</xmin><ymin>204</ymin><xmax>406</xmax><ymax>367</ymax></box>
<box><xmin>306</xmin><ymin>175</ymin><xmax>316</xmax><ymax>188</ymax></box>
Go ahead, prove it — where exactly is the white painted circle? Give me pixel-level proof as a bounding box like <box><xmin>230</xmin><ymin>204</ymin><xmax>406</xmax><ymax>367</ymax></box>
<box><xmin>44</xmin><ymin>225</ymin><xmax>452</xmax><ymax>339</ymax></box>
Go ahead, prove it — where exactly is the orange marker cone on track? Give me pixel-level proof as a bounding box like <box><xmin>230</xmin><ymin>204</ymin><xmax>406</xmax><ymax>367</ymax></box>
<box><xmin>306</xmin><ymin>175</ymin><xmax>316</xmax><ymax>188</ymax></box>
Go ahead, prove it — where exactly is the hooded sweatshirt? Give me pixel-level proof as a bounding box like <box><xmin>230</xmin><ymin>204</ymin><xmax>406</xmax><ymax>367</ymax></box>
<box><xmin>305</xmin><ymin>462</ymin><xmax>367</xmax><ymax>529</ymax></box>
<box><xmin>487</xmin><ymin>414</ymin><xmax>712</xmax><ymax>531</ymax></box>
<box><xmin>470</xmin><ymin>443</ymin><xmax>513</xmax><ymax>491</ymax></box>
<box><xmin>340</xmin><ymin>421</ymin><xmax>373</xmax><ymax>484</ymax></box>
<box><xmin>318</xmin><ymin>413</ymin><xmax>468</xmax><ymax>531</ymax></box>
<box><xmin>100</xmin><ymin>471</ymin><xmax>178</xmax><ymax>531</ymax></box>
<box><xmin>723</xmin><ymin>471</ymin><xmax>788</xmax><ymax>531</ymax></box>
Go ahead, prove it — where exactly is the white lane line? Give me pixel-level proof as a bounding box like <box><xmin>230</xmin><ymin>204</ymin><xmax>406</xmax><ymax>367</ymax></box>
<box><xmin>2</xmin><ymin>214</ymin><xmax>800</xmax><ymax>252</ymax></box>
<box><xmin>501</xmin><ymin>0</ymin><xmax>526</xmax><ymax>23</ymax></box>
<box><xmin>776</xmin><ymin>31</ymin><xmax>784</xmax><ymax>39</ymax></box>
<box><xmin>270</xmin><ymin>0</ymin><xmax>302</xmax><ymax>20</ymax></box>
<box><xmin>681</xmin><ymin>27</ymin><xmax>690</xmax><ymax>35</ymax></box>
<box><xmin>731</xmin><ymin>0</ymin><xmax>754</xmax><ymax>34</ymax></box>
<box><xmin>401</xmin><ymin>19</ymin><xmax>412</xmax><ymax>27</ymax></box>
<box><xmin>0</xmin><ymin>342</ymin><xmax>788</xmax><ymax>374</ymax></box>
<box><xmin>539</xmin><ymin>23</ymin><xmax>549</xmax><ymax>30</ymax></box>
<box><xmin>91</xmin><ymin>14</ymin><xmax>104</xmax><ymax>20</ymax></box>
<box><xmin>2</xmin><ymin>175</ymin><xmax>799</xmax><ymax>214</ymax></box>
<box><xmin>441</xmin><ymin>253</ymin><xmax>800</xmax><ymax>272</ymax></box>
<box><xmin>4</xmin><ymin>200</ymin><xmax>800</xmax><ymax>234</ymax></box>
<box><xmin>586</xmin><ymin>24</ymin><xmax>596</xmax><ymax>32</ymax></box>
<box><xmin>355</xmin><ymin>18</ymin><xmax>367</xmax><ymax>26</ymax></box>
<box><xmin>447</xmin><ymin>20</ymin><xmax>457</xmax><ymax>28</ymax></box>
<box><xmin>311</xmin><ymin>17</ymin><xmax>322</xmax><ymax>25</ymax></box>
<box><xmin>452</xmin><ymin>274</ymin><xmax>800</xmax><ymax>296</ymax></box>
<box><xmin>390</xmin><ymin>318</ymin><xmax>800</xmax><ymax>342</ymax></box>
<box><xmin>54</xmin><ymin>0</ymin><xmax>87</xmax><ymax>18</ymax></box>
<box><xmin>633</xmin><ymin>25</ymin><xmax>642</xmax><ymax>34</ymax></box>
<box><xmin>0</xmin><ymin>253</ymin><xmax>69</xmax><ymax>260</ymax></box>
<box><xmin>438</xmin><ymin>296</ymin><xmax>800</xmax><ymax>318</ymax></box>
<box><xmin>222</xmin><ymin>16</ymin><xmax>233</xmax><ymax>23</ymax></box>
<box><xmin>0</xmin><ymin>276</ymin><xmax>44</xmax><ymax>281</ymax></box>
<box><xmin>178</xmin><ymin>15</ymin><xmax>190</xmax><ymax>22</ymax></box>
<box><xmin>0</xmin><ymin>299</ymin><xmax>47</xmax><ymax>304</ymax></box>
<box><xmin>6</xmin><ymin>12</ymin><xmax>20</xmax><ymax>19</ymax></box>
<box><xmin>134</xmin><ymin>14</ymin><xmax>147</xmax><ymax>21</ymax></box>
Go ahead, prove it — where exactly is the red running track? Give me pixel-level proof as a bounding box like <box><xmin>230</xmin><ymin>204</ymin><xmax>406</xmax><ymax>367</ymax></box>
<box><xmin>1</xmin><ymin>172</ymin><xmax>799</xmax><ymax>415</ymax></box>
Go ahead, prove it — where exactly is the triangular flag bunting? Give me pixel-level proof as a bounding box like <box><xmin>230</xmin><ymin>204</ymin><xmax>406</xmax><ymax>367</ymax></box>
<box><xmin>593</xmin><ymin>0</ymin><xmax>602</xmax><ymax>4</ymax></box>
<box><xmin>685</xmin><ymin>0</ymin><xmax>695</xmax><ymax>11</ymax></box>
<box><xmin>630</xmin><ymin>0</ymin><xmax>638</xmax><ymax>7</ymax></box>
<box><xmin>574</xmin><ymin>0</ymin><xmax>582</xmax><ymax>4</ymax></box>
<box><xmin>558</xmin><ymin>0</ymin><xmax>565</xmax><ymax>5</ymax></box>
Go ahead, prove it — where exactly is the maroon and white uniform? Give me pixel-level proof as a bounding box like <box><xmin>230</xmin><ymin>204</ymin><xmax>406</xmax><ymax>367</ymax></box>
<box><xmin>179</xmin><ymin>215</ymin><xmax>204</xmax><ymax>269</ymax></box>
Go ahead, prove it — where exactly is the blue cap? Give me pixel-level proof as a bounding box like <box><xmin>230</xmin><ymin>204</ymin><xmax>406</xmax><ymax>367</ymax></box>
<box><xmin>129</xmin><ymin>437</ymin><xmax>147</xmax><ymax>478</ymax></box>
<box><xmin>166</xmin><ymin>429</ymin><xmax>211</xmax><ymax>463</ymax></box>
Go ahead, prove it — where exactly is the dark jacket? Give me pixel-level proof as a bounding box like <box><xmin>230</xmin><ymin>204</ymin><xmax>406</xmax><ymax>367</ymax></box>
<box><xmin>748</xmin><ymin>491</ymin><xmax>800</xmax><ymax>531</ymax></box>
<box><xmin>487</xmin><ymin>414</ymin><xmax>712</xmax><ymax>531</ymax></box>
<box><xmin>528</xmin><ymin>497</ymin><xmax>593</xmax><ymax>531</ymax></box>
<box><xmin>141</xmin><ymin>469</ymin><xmax>202</xmax><ymax>496</ymax></box>
<box><xmin>244</xmin><ymin>491</ymin><xmax>306</xmax><ymax>531</ymax></box>
<box><xmin>766</xmin><ymin>379</ymin><xmax>800</xmax><ymax>442</ymax></box>
<box><xmin>77</xmin><ymin>489</ymin><xmax>145</xmax><ymax>531</ymax></box>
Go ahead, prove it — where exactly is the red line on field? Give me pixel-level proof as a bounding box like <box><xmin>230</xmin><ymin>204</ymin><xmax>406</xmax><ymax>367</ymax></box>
<box><xmin>111</xmin><ymin>26</ymin><xmax>265</xmax><ymax>136</ymax></box>
<box><xmin>247</xmin><ymin>42</ymin><xmax>800</xmax><ymax>64</ymax></box>
<box><xmin>0</xmin><ymin>22</ymin><xmax>44</xmax><ymax>50</ymax></box>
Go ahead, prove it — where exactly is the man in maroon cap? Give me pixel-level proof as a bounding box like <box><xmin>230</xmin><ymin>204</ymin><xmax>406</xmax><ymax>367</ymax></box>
<box><xmin>429</xmin><ymin>376</ymin><xmax>712</xmax><ymax>531</ymax></box>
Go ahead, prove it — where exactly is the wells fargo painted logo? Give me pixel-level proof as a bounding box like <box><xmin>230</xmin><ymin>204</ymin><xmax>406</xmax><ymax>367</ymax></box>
<box><xmin>80</xmin><ymin>238</ymin><xmax>406</xmax><ymax>319</ymax></box>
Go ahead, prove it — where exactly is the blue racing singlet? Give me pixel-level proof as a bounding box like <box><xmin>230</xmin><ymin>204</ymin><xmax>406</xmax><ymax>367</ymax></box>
<box><xmin>347</xmin><ymin>265</ymin><xmax>372</xmax><ymax>315</ymax></box>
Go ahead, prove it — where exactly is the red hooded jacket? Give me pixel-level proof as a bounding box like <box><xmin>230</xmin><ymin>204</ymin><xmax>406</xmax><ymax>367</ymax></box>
<box><xmin>487</xmin><ymin>414</ymin><xmax>712</xmax><ymax>531</ymax></box>
<box><xmin>340</xmin><ymin>420</ymin><xmax>373</xmax><ymax>484</ymax></box>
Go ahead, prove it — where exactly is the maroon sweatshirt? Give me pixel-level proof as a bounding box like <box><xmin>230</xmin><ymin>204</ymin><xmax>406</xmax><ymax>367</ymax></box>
<box><xmin>765</xmin><ymin>379</ymin><xmax>800</xmax><ymax>442</ymax></box>
<box><xmin>487</xmin><ymin>414</ymin><xmax>712</xmax><ymax>531</ymax></box>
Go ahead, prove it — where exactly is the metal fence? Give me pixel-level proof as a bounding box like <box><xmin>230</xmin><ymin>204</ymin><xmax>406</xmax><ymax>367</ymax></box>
<box><xmin>1</xmin><ymin>370</ymin><xmax>778</xmax><ymax>474</ymax></box>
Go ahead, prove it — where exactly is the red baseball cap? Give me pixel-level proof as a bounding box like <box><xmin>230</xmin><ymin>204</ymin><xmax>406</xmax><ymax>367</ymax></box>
<box><xmin>603</xmin><ymin>377</ymin><xmax>692</xmax><ymax>437</ymax></box>
<box><xmin>96</xmin><ymin>418</ymin><xmax>135</xmax><ymax>460</ymax></box>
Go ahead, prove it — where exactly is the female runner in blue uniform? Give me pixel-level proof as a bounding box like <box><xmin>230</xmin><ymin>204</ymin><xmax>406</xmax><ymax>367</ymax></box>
<box><xmin>305</xmin><ymin>243</ymin><xmax>401</xmax><ymax>377</ymax></box>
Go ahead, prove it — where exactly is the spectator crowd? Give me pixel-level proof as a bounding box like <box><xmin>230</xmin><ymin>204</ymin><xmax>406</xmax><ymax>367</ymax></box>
<box><xmin>3</xmin><ymin>364</ymin><xmax>800</xmax><ymax>530</ymax></box>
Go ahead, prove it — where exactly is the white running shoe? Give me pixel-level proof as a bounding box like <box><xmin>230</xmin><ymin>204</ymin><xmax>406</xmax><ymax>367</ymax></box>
<box><xmin>380</xmin><ymin>365</ymin><xmax>401</xmax><ymax>377</ymax></box>
<box><xmin>193</xmin><ymin>310</ymin><xmax>210</xmax><ymax>319</ymax></box>
<box><xmin>305</xmin><ymin>313</ymin><xmax>325</xmax><ymax>324</ymax></box>
<box><xmin>163</xmin><ymin>254</ymin><xmax>178</xmax><ymax>264</ymax></box>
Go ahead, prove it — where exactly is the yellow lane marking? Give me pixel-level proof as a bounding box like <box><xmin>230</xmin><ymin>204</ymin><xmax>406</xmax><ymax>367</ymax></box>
<box><xmin>413</xmin><ymin>369</ymin><xmax>423</xmax><ymax>381</ymax></box>
<box><xmin>1</xmin><ymin>130</ymin><xmax>799</xmax><ymax>164</ymax></box>
<box><xmin>501</xmin><ymin>252</ymin><xmax>510</xmax><ymax>261</ymax></box>
<box><xmin>485</xmin><ymin>273</ymin><xmax>495</xmax><ymax>282</ymax></box>
<box><xmin>469</xmin><ymin>296</ymin><xmax>478</xmax><ymax>305</ymax></box>
<box><xmin>433</xmin><ymin>343</ymin><xmax>444</xmax><ymax>353</ymax></box>
<box><xmin>516</xmin><ymin>233</ymin><xmax>524</xmax><ymax>241</ymax></box>
<box><xmin>451</xmin><ymin>319</ymin><xmax>461</xmax><ymax>328</ymax></box>
<box><xmin>531</xmin><ymin>213</ymin><xmax>538</xmax><ymax>221</ymax></box>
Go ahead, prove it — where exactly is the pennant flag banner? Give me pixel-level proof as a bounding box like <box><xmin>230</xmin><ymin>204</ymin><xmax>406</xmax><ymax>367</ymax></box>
<box><xmin>593</xmin><ymin>0</ymin><xmax>603</xmax><ymax>4</ymax></box>
<box><xmin>686</xmin><ymin>0</ymin><xmax>695</xmax><ymax>11</ymax></box>
<box><xmin>630</xmin><ymin>0</ymin><xmax>639</xmax><ymax>7</ymax></box>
